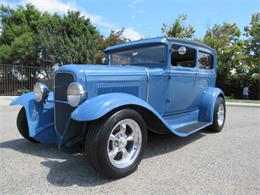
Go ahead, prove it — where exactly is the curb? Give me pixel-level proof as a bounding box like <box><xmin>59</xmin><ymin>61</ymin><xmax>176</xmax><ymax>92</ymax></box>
<box><xmin>226</xmin><ymin>102</ymin><xmax>260</xmax><ymax>107</ymax></box>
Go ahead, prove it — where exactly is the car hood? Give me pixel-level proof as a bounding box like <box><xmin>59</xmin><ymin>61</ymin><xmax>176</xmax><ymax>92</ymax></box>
<box><xmin>58</xmin><ymin>64</ymin><xmax>165</xmax><ymax>76</ymax></box>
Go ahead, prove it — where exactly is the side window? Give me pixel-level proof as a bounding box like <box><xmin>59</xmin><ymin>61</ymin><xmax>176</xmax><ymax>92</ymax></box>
<box><xmin>198</xmin><ymin>51</ymin><xmax>213</xmax><ymax>70</ymax></box>
<box><xmin>171</xmin><ymin>45</ymin><xmax>196</xmax><ymax>68</ymax></box>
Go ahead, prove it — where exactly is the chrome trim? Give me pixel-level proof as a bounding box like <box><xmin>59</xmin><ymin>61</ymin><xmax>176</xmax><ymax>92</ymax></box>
<box><xmin>67</xmin><ymin>82</ymin><xmax>86</xmax><ymax>107</ymax></box>
<box><xmin>47</xmin><ymin>99</ymin><xmax>70</xmax><ymax>104</ymax></box>
<box><xmin>144</xmin><ymin>68</ymin><xmax>150</xmax><ymax>102</ymax></box>
<box><xmin>54</xmin><ymin>71</ymin><xmax>76</xmax><ymax>83</ymax></box>
<box><xmin>33</xmin><ymin>82</ymin><xmax>49</xmax><ymax>102</ymax></box>
<box><xmin>83</xmin><ymin>72</ymin><xmax>146</xmax><ymax>76</ymax></box>
<box><xmin>107</xmin><ymin>119</ymin><xmax>142</xmax><ymax>169</ymax></box>
<box><xmin>217</xmin><ymin>103</ymin><xmax>225</xmax><ymax>126</ymax></box>
<box><xmin>54</xmin><ymin>71</ymin><xmax>76</xmax><ymax>135</ymax></box>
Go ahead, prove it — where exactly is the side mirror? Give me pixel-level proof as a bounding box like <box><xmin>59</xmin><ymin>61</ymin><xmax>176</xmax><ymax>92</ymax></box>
<box><xmin>178</xmin><ymin>47</ymin><xmax>187</xmax><ymax>55</ymax></box>
<box><xmin>170</xmin><ymin>46</ymin><xmax>187</xmax><ymax>55</ymax></box>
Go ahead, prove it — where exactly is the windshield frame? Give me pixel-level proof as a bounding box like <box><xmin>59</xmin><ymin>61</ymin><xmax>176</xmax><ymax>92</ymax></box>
<box><xmin>106</xmin><ymin>43</ymin><xmax>167</xmax><ymax>67</ymax></box>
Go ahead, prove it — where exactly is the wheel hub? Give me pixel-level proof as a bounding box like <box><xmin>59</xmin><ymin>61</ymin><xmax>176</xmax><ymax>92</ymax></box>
<box><xmin>217</xmin><ymin>103</ymin><xmax>225</xmax><ymax>126</ymax></box>
<box><xmin>118</xmin><ymin>138</ymin><xmax>127</xmax><ymax>149</ymax></box>
<box><xmin>107</xmin><ymin>119</ymin><xmax>142</xmax><ymax>169</ymax></box>
<box><xmin>113</xmin><ymin>134</ymin><xmax>127</xmax><ymax>149</ymax></box>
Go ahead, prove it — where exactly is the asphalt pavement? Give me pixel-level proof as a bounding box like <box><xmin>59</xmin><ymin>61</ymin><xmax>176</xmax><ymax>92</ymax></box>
<box><xmin>0</xmin><ymin>104</ymin><xmax>259</xmax><ymax>194</ymax></box>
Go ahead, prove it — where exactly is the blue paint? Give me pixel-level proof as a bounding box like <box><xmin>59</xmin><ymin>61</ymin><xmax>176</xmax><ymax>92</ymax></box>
<box><xmin>71</xmin><ymin>93</ymin><xmax>157</xmax><ymax>121</ymax></box>
<box><xmin>10</xmin><ymin>37</ymin><xmax>224</xmax><ymax>145</ymax></box>
<box><xmin>10</xmin><ymin>92</ymin><xmax>59</xmax><ymax>144</ymax></box>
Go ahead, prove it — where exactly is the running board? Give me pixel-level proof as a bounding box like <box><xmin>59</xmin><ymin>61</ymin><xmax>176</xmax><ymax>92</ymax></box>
<box><xmin>175</xmin><ymin>122</ymin><xmax>211</xmax><ymax>135</ymax></box>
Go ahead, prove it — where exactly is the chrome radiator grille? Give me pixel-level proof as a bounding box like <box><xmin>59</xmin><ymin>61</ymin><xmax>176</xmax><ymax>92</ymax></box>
<box><xmin>54</xmin><ymin>73</ymin><xmax>75</xmax><ymax>134</ymax></box>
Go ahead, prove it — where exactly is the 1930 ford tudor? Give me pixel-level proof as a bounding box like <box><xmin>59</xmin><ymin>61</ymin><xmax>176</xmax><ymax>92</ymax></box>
<box><xmin>11</xmin><ymin>37</ymin><xmax>226</xmax><ymax>178</ymax></box>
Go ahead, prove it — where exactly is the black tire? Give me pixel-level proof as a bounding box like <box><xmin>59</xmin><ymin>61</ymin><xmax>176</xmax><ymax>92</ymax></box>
<box><xmin>207</xmin><ymin>96</ymin><xmax>226</xmax><ymax>132</ymax></box>
<box><xmin>85</xmin><ymin>109</ymin><xmax>147</xmax><ymax>179</ymax></box>
<box><xmin>17</xmin><ymin>107</ymin><xmax>38</xmax><ymax>143</ymax></box>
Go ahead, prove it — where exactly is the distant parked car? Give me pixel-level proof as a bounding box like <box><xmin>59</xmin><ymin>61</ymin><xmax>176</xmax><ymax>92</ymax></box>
<box><xmin>11</xmin><ymin>37</ymin><xmax>226</xmax><ymax>178</ymax></box>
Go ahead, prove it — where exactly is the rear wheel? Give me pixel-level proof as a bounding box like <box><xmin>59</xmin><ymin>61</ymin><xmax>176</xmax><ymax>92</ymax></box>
<box><xmin>207</xmin><ymin>97</ymin><xmax>226</xmax><ymax>132</ymax></box>
<box><xmin>17</xmin><ymin>107</ymin><xmax>38</xmax><ymax>143</ymax></box>
<box><xmin>85</xmin><ymin>109</ymin><xmax>147</xmax><ymax>178</ymax></box>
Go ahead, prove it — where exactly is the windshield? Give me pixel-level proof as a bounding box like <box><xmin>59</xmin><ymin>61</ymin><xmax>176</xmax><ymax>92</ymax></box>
<box><xmin>109</xmin><ymin>45</ymin><xmax>165</xmax><ymax>65</ymax></box>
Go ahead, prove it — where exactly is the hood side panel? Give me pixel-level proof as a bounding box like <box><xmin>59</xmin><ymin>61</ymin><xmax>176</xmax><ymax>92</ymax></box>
<box><xmin>87</xmin><ymin>75</ymin><xmax>147</xmax><ymax>101</ymax></box>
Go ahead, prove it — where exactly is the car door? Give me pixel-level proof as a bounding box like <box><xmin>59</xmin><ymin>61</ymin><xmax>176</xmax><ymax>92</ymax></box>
<box><xmin>164</xmin><ymin>44</ymin><xmax>198</xmax><ymax>115</ymax></box>
<box><xmin>195</xmin><ymin>49</ymin><xmax>216</xmax><ymax>98</ymax></box>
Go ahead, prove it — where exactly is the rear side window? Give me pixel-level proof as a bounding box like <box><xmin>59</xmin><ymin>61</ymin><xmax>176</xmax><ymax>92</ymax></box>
<box><xmin>198</xmin><ymin>52</ymin><xmax>213</xmax><ymax>70</ymax></box>
<box><xmin>171</xmin><ymin>45</ymin><xmax>196</xmax><ymax>68</ymax></box>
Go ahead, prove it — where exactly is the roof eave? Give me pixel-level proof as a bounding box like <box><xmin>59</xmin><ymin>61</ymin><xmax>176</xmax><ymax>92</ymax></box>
<box><xmin>104</xmin><ymin>37</ymin><xmax>168</xmax><ymax>53</ymax></box>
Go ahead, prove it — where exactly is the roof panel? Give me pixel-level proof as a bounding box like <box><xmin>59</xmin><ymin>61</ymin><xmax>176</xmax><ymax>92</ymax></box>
<box><xmin>104</xmin><ymin>37</ymin><xmax>215</xmax><ymax>54</ymax></box>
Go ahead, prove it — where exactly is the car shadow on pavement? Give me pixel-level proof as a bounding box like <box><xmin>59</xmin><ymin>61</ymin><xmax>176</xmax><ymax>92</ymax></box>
<box><xmin>0</xmin><ymin>130</ymin><xmax>206</xmax><ymax>187</ymax></box>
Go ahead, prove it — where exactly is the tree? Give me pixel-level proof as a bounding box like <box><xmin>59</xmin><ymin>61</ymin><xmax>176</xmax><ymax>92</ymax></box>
<box><xmin>161</xmin><ymin>14</ymin><xmax>195</xmax><ymax>38</ymax></box>
<box><xmin>0</xmin><ymin>4</ymin><xmax>99</xmax><ymax>66</ymax></box>
<box><xmin>203</xmin><ymin>21</ymin><xmax>260</xmax><ymax>99</ymax></box>
<box><xmin>203</xmin><ymin>23</ymin><xmax>245</xmax><ymax>96</ymax></box>
<box><xmin>0</xmin><ymin>4</ymin><xmax>41</xmax><ymax>65</ymax></box>
<box><xmin>244</xmin><ymin>13</ymin><xmax>260</xmax><ymax>98</ymax></box>
<box><xmin>204</xmin><ymin>23</ymin><xmax>242</xmax><ymax>76</ymax></box>
<box><xmin>244</xmin><ymin>13</ymin><xmax>260</xmax><ymax>62</ymax></box>
<box><xmin>38</xmin><ymin>11</ymin><xmax>99</xmax><ymax>66</ymax></box>
<box><xmin>95</xmin><ymin>29</ymin><xmax>127</xmax><ymax>64</ymax></box>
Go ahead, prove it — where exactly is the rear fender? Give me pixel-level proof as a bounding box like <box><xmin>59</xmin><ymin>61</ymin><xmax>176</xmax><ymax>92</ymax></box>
<box><xmin>198</xmin><ymin>87</ymin><xmax>224</xmax><ymax>122</ymax></box>
<box><xmin>10</xmin><ymin>92</ymin><xmax>59</xmax><ymax>144</ymax></box>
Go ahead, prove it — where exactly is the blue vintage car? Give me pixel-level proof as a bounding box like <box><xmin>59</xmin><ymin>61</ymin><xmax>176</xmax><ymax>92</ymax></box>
<box><xmin>11</xmin><ymin>37</ymin><xmax>226</xmax><ymax>178</ymax></box>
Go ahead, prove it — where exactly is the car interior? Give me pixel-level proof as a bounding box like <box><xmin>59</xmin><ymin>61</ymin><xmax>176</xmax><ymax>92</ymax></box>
<box><xmin>171</xmin><ymin>45</ymin><xmax>196</xmax><ymax>67</ymax></box>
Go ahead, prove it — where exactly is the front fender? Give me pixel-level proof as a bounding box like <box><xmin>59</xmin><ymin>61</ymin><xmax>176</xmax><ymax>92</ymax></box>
<box><xmin>71</xmin><ymin>93</ymin><xmax>197</xmax><ymax>137</ymax></box>
<box><xmin>71</xmin><ymin>93</ymin><xmax>160</xmax><ymax>121</ymax></box>
<box><xmin>71</xmin><ymin>92</ymin><xmax>223</xmax><ymax>137</ymax></box>
<box><xmin>10</xmin><ymin>92</ymin><xmax>59</xmax><ymax>144</ymax></box>
<box><xmin>198</xmin><ymin>87</ymin><xmax>224</xmax><ymax>122</ymax></box>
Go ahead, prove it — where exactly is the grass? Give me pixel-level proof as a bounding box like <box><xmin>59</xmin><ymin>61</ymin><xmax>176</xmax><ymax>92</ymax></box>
<box><xmin>225</xmin><ymin>97</ymin><xmax>260</xmax><ymax>104</ymax></box>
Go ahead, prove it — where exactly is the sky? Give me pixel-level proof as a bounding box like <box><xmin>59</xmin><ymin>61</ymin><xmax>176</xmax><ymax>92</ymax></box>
<box><xmin>1</xmin><ymin>0</ymin><xmax>259</xmax><ymax>40</ymax></box>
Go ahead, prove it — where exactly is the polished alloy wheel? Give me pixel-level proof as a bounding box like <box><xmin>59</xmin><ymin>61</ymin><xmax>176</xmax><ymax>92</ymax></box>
<box><xmin>107</xmin><ymin>119</ymin><xmax>142</xmax><ymax>169</ymax></box>
<box><xmin>217</xmin><ymin>103</ymin><xmax>225</xmax><ymax>126</ymax></box>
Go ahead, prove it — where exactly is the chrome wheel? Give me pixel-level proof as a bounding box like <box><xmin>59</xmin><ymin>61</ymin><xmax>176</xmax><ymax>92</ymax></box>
<box><xmin>107</xmin><ymin>119</ymin><xmax>142</xmax><ymax>169</ymax></box>
<box><xmin>217</xmin><ymin>103</ymin><xmax>225</xmax><ymax>126</ymax></box>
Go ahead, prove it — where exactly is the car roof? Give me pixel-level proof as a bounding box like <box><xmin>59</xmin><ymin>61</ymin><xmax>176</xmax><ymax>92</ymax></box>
<box><xmin>104</xmin><ymin>36</ymin><xmax>215</xmax><ymax>53</ymax></box>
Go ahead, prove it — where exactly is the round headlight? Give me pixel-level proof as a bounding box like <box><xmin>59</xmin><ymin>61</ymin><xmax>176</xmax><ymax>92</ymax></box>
<box><xmin>67</xmin><ymin>82</ymin><xmax>85</xmax><ymax>107</ymax></box>
<box><xmin>33</xmin><ymin>82</ymin><xmax>49</xmax><ymax>102</ymax></box>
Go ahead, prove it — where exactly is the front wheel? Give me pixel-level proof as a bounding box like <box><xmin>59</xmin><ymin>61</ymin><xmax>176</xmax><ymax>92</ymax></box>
<box><xmin>207</xmin><ymin>96</ymin><xmax>226</xmax><ymax>132</ymax></box>
<box><xmin>17</xmin><ymin>107</ymin><xmax>38</xmax><ymax>143</ymax></box>
<box><xmin>85</xmin><ymin>109</ymin><xmax>147</xmax><ymax>178</ymax></box>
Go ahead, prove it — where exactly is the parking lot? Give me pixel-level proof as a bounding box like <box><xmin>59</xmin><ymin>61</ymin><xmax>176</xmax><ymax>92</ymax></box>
<box><xmin>0</xmin><ymin>104</ymin><xmax>259</xmax><ymax>194</ymax></box>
